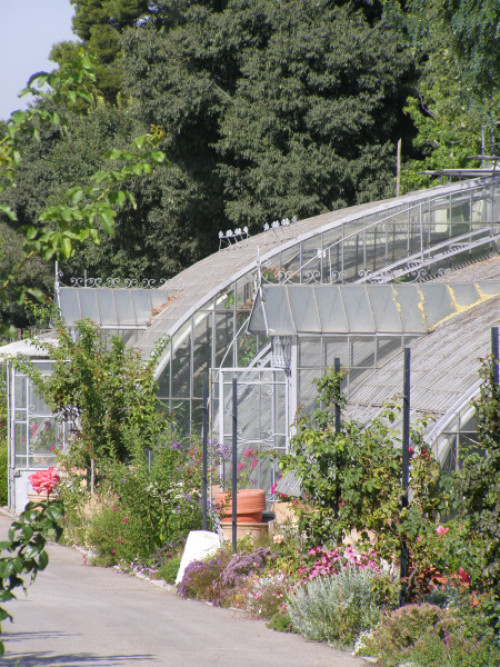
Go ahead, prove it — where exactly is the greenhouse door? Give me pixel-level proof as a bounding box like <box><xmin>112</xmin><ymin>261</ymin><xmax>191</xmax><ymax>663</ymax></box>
<box><xmin>211</xmin><ymin>367</ymin><xmax>290</xmax><ymax>495</ymax></box>
<box><xmin>7</xmin><ymin>361</ymin><xmax>66</xmax><ymax>513</ymax></box>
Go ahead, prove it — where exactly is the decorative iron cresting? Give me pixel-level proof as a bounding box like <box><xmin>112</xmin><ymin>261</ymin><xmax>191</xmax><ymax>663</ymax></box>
<box><xmin>56</xmin><ymin>267</ymin><xmax>185</xmax><ymax>293</ymax></box>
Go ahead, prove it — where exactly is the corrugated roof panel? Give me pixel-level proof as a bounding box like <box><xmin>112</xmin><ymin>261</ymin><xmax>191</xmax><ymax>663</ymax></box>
<box><xmin>370</xmin><ymin>286</ymin><xmax>402</xmax><ymax>333</ymax></box>
<box><xmin>97</xmin><ymin>289</ymin><xmax>117</xmax><ymax>326</ymax></box>
<box><xmin>422</xmin><ymin>284</ymin><xmax>455</xmax><ymax>329</ymax></box>
<box><xmin>316</xmin><ymin>286</ymin><xmax>348</xmax><ymax>332</ymax></box>
<box><xmin>342</xmin><ymin>286</ymin><xmax>375</xmax><ymax>333</ymax></box>
<box><xmin>393</xmin><ymin>286</ymin><xmax>428</xmax><ymax>333</ymax></box>
<box><xmin>288</xmin><ymin>285</ymin><xmax>321</xmax><ymax>333</ymax></box>
<box><xmin>78</xmin><ymin>289</ymin><xmax>99</xmax><ymax>322</ymax></box>
<box><xmin>263</xmin><ymin>286</ymin><xmax>295</xmax><ymax>335</ymax></box>
<box><xmin>58</xmin><ymin>288</ymin><xmax>81</xmax><ymax>325</ymax></box>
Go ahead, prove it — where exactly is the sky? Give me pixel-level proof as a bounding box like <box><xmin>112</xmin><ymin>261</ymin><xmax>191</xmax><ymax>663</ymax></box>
<box><xmin>0</xmin><ymin>0</ymin><xmax>76</xmax><ymax>121</ymax></box>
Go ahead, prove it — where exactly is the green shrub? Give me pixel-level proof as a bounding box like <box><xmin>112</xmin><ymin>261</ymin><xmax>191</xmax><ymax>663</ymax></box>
<box><xmin>159</xmin><ymin>557</ymin><xmax>181</xmax><ymax>584</ymax></box>
<box><xmin>287</xmin><ymin>567</ymin><xmax>381</xmax><ymax>648</ymax></box>
<box><xmin>355</xmin><ymin>601</ymin><xmax>500</xmax><ymax>667</ymax></box>
<box><xmin>86</xmin><ymin>503</ymin><xmax>153</xmax><ymax>566</ymax></box>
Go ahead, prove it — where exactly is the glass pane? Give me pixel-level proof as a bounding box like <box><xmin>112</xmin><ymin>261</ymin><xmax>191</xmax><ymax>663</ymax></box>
<box><xmin>171</xmin><ymin>326</ymin><xmax>191</xmax><ymax>399</ymax></box>
<box><xmin>59</xmin><ymin>288</ymin><xmax>82</xmax><ymax>324</ymax></box>
<box><xmin>324</xmin><ymin>337</ymin><xmax>349</xmax><ymax>367</ymax></box>
<box><xmin>351</xmin><ymin>337</ymin><xmax>376</xmax><ymax>368</ymax></box>
<box><xmin>29</xmin><ymin>418</ymin><xmax>57</xmax><ymax>455</ymax></box>
<box><xmin>192</xmin><ymin>313</ymin><xmax>212</xmax><ymax>398</ymax></box>
<box><xmin>298</xmin><ymin>338</ymin><xmax>321</xmax><ymax>367</ymax></box>
<box><xmin>215</xmin><ymin>312</ymin><xmax>234</xmax><ymax>367</ymax></box>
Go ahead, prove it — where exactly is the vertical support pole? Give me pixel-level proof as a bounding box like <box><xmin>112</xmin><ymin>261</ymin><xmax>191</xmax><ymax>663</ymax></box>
<box><xmin>202</xmin><ymin>374</ymin><xmax>209</xmax><ymax>531</ymax></box>
<box><xmin>334</xmin><ymin>357</ymin><xmax>341</xmax><ymax>434</ymax></box>
<box><xmin>396</xmin><ymin>138</ymin><xmax>402</xmax><ymax>197</ymax></box>
<box><xmin>400</xmin><ymin>347</ymin><xmax>411</xmax><ymax>606</ymax></box>
<box><xmin>492</xmin><ymin>327</ymin><xmax>499</xmax><ymax>388</ymax></box>
<box><xmin>232</xmin><ymin>378</ymin><xmax>238</xmax><ymax>553</ymax></box>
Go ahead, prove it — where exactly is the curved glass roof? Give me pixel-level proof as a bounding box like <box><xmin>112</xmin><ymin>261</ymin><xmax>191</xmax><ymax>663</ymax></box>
<box><xmin>136</xmin><ymin>176</ymin><xmax>500</xmax><ymax>364</ymax></box>
<box><xmin>124</xmin><ymin>175</ymin><xmax>500</xmax><ymax>449</ymax></box>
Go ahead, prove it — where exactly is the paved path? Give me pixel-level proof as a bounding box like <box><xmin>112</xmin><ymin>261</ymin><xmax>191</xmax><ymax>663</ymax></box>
<box><xmin>0</xmin><ymin>514</ymin><xmax>367</xmax><ymax>667</ymax></box>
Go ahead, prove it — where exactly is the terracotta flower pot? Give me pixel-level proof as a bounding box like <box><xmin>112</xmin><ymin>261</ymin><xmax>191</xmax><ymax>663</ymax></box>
<box><xmin>214</xmin><ymin>488</ymin><xmax>266</xmax><ymax>524</ymax></box>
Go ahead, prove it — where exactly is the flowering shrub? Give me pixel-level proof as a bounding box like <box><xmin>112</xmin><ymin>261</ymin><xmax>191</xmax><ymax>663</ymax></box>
<box><xmin>355</xmin><ymin>600</ymin><xmax>500</xmax><ymax>666</ymax></box>
<box><xmin>178</xmin><ymin>546</ymin><xmax>275</xmax><ymax>607</ymax></box>
<box><xmin>246</xmin><ymin>574</ymin><xmax>293</xmax><ymax>631</ymax></box>
<box><xmin>177</xmin><ymin>551</ymin><xmax>232</xmax><ymax>603</ymax></box>
<box><xmin>297</xmin><ymin>545</ymin><xmax>380</xmax><ymax>582</ymax></box>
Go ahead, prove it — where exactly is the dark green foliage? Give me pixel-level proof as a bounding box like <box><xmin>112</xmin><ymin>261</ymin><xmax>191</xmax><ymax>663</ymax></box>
<box><xmin>55</xmin><ymin>0</ymin><xmax>156</xmax><ymax>101</ymax></box>
<box><xmin>159</xmin><ymin>557</ymin><xmax>181</xmax><ymax>585</ymax></box>
<box><xmin>124</xmin><ymin>0</ymin><xmax>414</xmax><ymax>231</ymax></box>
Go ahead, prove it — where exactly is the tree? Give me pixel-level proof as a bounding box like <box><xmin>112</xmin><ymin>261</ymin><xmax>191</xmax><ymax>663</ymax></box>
<box><xmin>51</xmin><ymin>0</ymin><xmax>156</xmax><ymax>102</ymax></box>
<box><xmin>122</xmin><ymin>0</ymin><xmax>414</xmax><ymax>234</ymax></box>
<box><xmin>19</xmin><ymin>318</ymin><xmax>169</xmax><ymax>492</ymax></box>
<box><xmin>216</xmin><ymin>1</ymin><xmax>414</xmax><ymax>226</ymax></box>
<box><xmin>381</xmin><ymin>0</ymin><xmax>500</xmax><ymax>191</ymax></box>
<box><xmin>0</xmin><ymin>54</ymin><xmax>165</xmax><ymax>335</ymax></box>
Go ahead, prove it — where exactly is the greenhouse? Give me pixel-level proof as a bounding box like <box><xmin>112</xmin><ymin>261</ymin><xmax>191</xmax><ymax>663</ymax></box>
<box><xmin>3</xmin><ymin>174</ymin><xmax>500</xmax><ymax>511</ymax></box>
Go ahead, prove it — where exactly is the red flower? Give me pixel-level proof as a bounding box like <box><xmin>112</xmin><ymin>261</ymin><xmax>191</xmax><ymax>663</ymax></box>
<box><xmin>29</xmin><ymin>467</ymin><xmax>60</xmax><ymax>497</ymax></box>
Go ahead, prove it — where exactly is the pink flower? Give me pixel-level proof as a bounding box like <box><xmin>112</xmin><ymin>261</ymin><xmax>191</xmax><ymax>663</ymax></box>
<box><xmin>123</xmin><ymin>517</ymin><xmax>129</xmax><ymax>523</ymax></box>
<box><xmin>243</xmin><ymin>449</ymin><xmax>254</xmax><ymax>458</ymax></box>
<box><xmin>29</xmin><ymin>467</ymin><xmax>60</xmax><ymax>496</ymax></box>
<box><xmin>112</xmin><ymin>507</ymin><xmax>118</xmax><ymax>512</ymax></box>
<box><xmin>270</xmin><ymin>482</ymin><xmax>278</xmax><ymax>494</ymax></box>
<box><xmin>237</xmin><ymin>462</ymin><xmax>244</xmax><ymax>472</ymax></box>
<box><xmin>458</xmin><ymin>567</ymin><xmax>470</xmax><ymax>585</ymax></box>
<box><xmin>436</xmin><ymin>525</ymin><xmax>449</xmax><ymax>537</ymax></box>
<box><xmin>251</xmin><ymin>458</ymin><xmax>258</xmax><ymax>470</ymax></box>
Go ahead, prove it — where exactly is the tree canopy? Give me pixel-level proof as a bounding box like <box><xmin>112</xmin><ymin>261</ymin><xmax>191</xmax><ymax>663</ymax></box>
<box><xmin>2</xmin><ymin>0</ymin><xmax>500</xmax><ymax>328</ymax></box>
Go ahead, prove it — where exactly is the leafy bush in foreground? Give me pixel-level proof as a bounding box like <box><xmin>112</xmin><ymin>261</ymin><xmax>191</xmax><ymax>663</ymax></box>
<box><xmin>355</xmin><ymin>599</ymin><xmax>500</xmax><ymax>666</ymax></box>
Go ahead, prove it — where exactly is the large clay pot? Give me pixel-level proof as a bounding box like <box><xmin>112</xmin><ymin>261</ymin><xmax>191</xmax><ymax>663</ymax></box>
<box><xmin>214</xmin><ymin>488</ymin><xmax>266</xmax><ymax>524</ymax></box>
